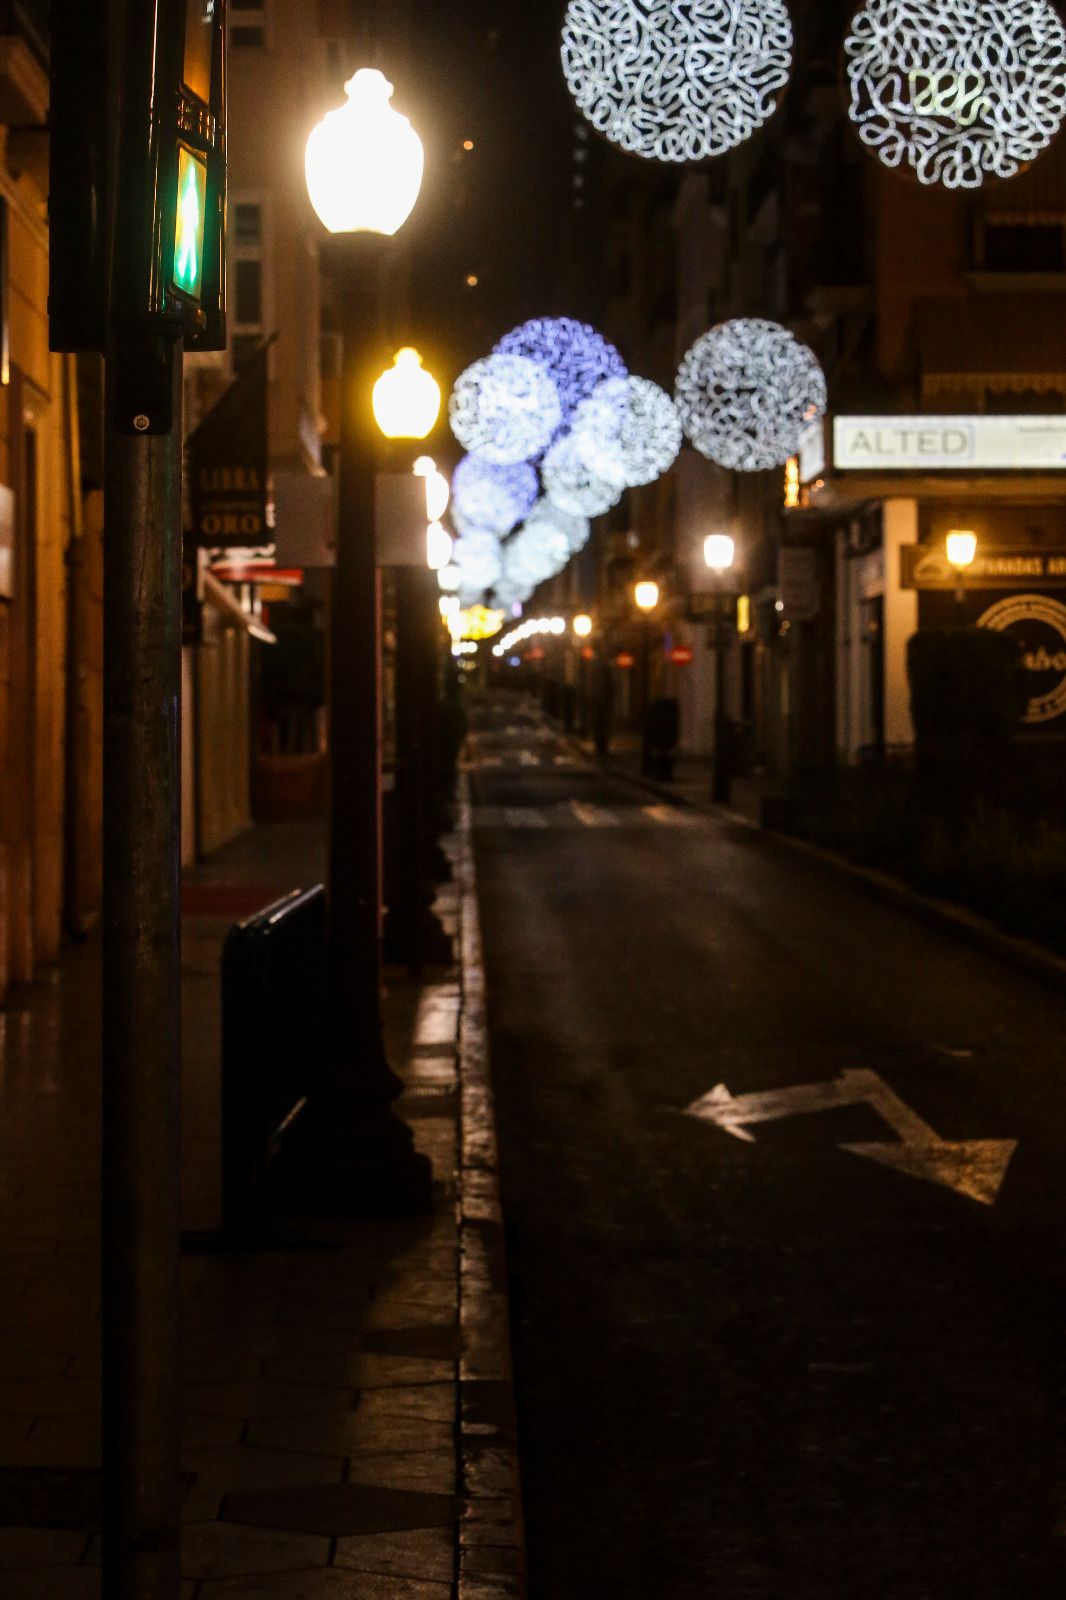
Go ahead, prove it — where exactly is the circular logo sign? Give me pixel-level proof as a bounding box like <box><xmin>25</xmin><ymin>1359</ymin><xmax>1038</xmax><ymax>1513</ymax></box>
<box><xmin>977</xmin><ymin>593</ymin><xmax>1066</xmax><ymax>724</ymax></box>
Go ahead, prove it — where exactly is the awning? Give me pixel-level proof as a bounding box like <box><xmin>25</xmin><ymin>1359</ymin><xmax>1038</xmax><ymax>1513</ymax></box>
<box><xmin>918</xmin><ymin>294</ymin><xmax>1066</xmax><ymax>400</ymax></box>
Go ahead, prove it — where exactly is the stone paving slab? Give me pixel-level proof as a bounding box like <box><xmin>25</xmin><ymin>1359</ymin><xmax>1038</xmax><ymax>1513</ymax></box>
<box><xmin>0</xmin><ymin>819</ymin><xmax>499</xmax><ymax>1595</ymax></box>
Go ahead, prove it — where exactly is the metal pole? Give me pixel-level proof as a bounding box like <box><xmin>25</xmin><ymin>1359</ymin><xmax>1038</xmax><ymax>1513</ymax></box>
<box><xmin>639</xmin><ymin>616</ymin><xmax>651</xmax><ymax>775</ymax></box>
<box><xmin>328</xmin><ymin>263</ymin><xmax>395</xmax><ymax>1091</ymax></box>
<box><xmin>279</xmin><ymin>239</ymin><xmax>430</xmax><ymax>1214</ymax></box>
<box><xmin>712</xmin><ymin>596</ymin><xmax>732</xmax><ymax>805</ymax></box>
<box><xmin>102</xmin><ymin>341</ymin><xmax>183</xmax><ymax>1600</ymax></box>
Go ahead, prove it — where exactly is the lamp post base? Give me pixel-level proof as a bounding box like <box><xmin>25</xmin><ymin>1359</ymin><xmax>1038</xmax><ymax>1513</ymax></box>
<box><xmin>275</xmin><ymin>1090</ymin><xmax>432</xmax><ymax>1218</ymax></box>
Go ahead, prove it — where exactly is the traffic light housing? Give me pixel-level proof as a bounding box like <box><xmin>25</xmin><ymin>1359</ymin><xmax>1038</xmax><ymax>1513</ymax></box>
<box><xmin>50</xmin><ymin>0</ymin><xmax>227</xmax><ymax>381</ymax></box>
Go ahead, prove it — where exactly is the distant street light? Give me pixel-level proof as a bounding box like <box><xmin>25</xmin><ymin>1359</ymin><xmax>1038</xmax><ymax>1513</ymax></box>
<box><xmin>373</xmin><ymin>348</ymin><xmax>442</xmax><ymax>439</ymax></box>
<box><xmin>573</xmin><ymin>613</ymin><xmax>593</xmax><ymax>637</ymax></box>
<box><xmin>946</xmin><ymin>528</ymin><xmax>978</xmax><ymax>621</ymax></box>
<box><xmin>704</xmin><ymin>533</ymin><xmax>735</xmax><ymax>573</ymax></box>
<box><xmin>704</xmin><ymin>534</ymin><xmax>738</xmax><ymax>803</ymax></box>
<box><xmin>633</xmin><ymin>581</ymin><xmax>659</xmax><ymax>772</ymax></box>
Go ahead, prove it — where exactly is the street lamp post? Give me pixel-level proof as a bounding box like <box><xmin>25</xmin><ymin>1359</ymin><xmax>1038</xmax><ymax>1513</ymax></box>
<box><xmin>634</xmin><ymin>581</ymin><xmax>659</xmax><ymax>775</ymax></box>
<box><xmin>704</xmin><ymin>535</ymin><xmax>736</xmax><ymax>804</ymax></box>
<box><xmin>288</xmin><ymin>69</ymin><xmax>433</xmax><ymax>1212</ymax></box>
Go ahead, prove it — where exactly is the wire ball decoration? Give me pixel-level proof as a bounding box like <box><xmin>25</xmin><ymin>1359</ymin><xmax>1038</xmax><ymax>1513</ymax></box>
<box><xmin>451</xmin><ymin>454</ymin><xmax>539</xmax><ymax>536</ymax></box>
<box><xmin>561</xmin><ymin>0</ymin><xmax>793</xmax><ymax>163</ymax></box>
<box><xmin>542</xmin><ymin>432</ymin><xmax>626</xmax><ymax>518</ymax></box>
<box><xmin>571</xmin><ymin>375</ymin><xmax>683</xmax><ymax>487</ymax></box>
<box><xmin>451</xmin><ymin>530</ymin><xmax>504</xmax><ymax>592</ymax></box>
<box><xmin>522</xmin><ymin>495</ymin><xmax>592</xmax><ymax>556</ymax></box>
<box><xmin>494</xmin><ymin>317</ymin><xmax>627</xmax><ymax>428</ymax></box>
<box><xmin>674</xmin><ymin>319</ymin><xmax>827</xmax><ymax>472</ymax></box>
<box><xmin>449</xmin><ymin>354</ymin><xmax>563</xmax><ymax>465</ymax></box>
<box><xmin>844</xmin><ymin>0</ymin><xmax>1066</xmax><ymax>189</ymax></box>
<box><xmin>501</xmin><ymin>529</ymin><xmax>569</xmax><ymax>588</ymax></box>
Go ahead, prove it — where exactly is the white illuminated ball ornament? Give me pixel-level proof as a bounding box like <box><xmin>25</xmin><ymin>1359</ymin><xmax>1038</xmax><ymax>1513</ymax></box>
<box><xmin>523</xmin><ymin>497</ymin><xmax>591</xmax><ymax>556</ymax></box>
<box><xmin>542</xmin><ymin>432</ymin><xmax>625</xmax><ymax>518</ymax></box>
<box><xmin>675</xmin><ymin>319</ymin><xmax>827</xmax><ymax>472</ymax></box>
<box><xmin>449</xmin><ymin>354</ymin><xmax>563</xmax><ymax>465</ymax></box>
<box><xmin>494</xmin><ymin>317</ymin><xmax>627</xmax><ymax>426</ymax></box>
<box><xmin>451</xmin><ymin>454</ymin><xmax>539</xmax><ymax>535</ymax></box>
<box><xmin>844</xmin><ymin>0</ymin><xmax>1066</xmax><ymax>189</ymax></box>
<box><xmin>572</xmin><ymin>376</ymin><xmax>683</xmax><ymax>487</ymax></box>
<box><xmin>561</xmin><ymin>0</ymin><xmax>793</xmax><ymax>163</ymax></box>
<box><xmin>305</xmin><ymin>69</ymin><xmax>424</xmax><ymax>235</ymax></box>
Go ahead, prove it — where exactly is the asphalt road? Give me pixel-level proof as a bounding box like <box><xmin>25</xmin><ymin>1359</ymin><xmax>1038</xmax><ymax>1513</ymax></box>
<box><xmin>468</xmin><ymin>692</ymin><xmax>1066</xmax><ymax>1600</ymax></box>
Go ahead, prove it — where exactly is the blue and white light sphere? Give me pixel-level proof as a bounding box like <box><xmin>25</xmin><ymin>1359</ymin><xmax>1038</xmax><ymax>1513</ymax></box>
<box><xmin>542</xmin><ymin>431</ymin><xmax>625</xmax><ymax>518</ymax></box>
<box><xmin>494</xmin><ymin>317</ymin><xmax>627</xmax><ymax>428</ymax></box>
<box><xmin>571</xmin><ymin>375</ymin><xmax>683</xmax><ymax>487</ymax></box>
<box><xmin>675</xmin><ymin>318</ymin><xmax>827</xmax><ymax>472</ymax></box>
<box><xmin>452</xmin><ymin>530</ymin><xmax>503</xmax><ymax>592</ymax></box>
<box><xmin>561</xmin><ymin>0</ymin><xmax>793</xmax><ymax>163</ymax></box>
<box><xmin>523</xmin><ymin>495</ymin><xmax>591</xmax><ymax>556</ymax></box>
<box><xmin>501</xmin><ymin>531</ymin><xmax>565</xmax><ymax>589</ymax></box>
<box><xmin>451</xmin><ymin>454</ymin><xmax>539</xmax><ymax>536</ymax></box>
<box><xmin>449</xmin><ymin>353</ymin><xmax>563</xmax><ymax>465</ymax></box>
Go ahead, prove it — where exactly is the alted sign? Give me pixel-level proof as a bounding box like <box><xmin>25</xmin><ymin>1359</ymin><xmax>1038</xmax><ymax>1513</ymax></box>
<box><xmin>188</xmin><ymin>344</ymin><xmax>269</xmax><ymax>548</ymax></box>
<box><xmin>834</xmin><ymin>416</ymin><xmax>1066</xmax><ymax>473</ymax></box>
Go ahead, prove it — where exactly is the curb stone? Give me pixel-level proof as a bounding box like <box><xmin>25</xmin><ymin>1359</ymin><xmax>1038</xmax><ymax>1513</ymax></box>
<box><xmin>455</xmin><ymin>773</ymin><xmax>526</xmax><ymax>1600</ymax></box>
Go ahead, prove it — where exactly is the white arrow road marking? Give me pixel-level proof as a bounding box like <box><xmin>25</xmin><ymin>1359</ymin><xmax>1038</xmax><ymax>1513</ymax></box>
<box><xmin>686</xmin><ymin>1068</ymin><xmax>1017</xmax><ymax>1205</ymax></box>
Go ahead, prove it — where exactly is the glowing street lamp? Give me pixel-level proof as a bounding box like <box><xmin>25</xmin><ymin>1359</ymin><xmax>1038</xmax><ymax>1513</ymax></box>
<box><xmin>426</xmin><ymin>521</ymin><xmax>453</xmax><ymax>572</ymax></box>
<box><xmin>305</xmin><ymin>69</ymin><xmax>424</xmax><ymax>235</ymax></box>
<box><xmin>946</xmin><ymin>528</ymin><xmax>978</xmax><ymax>620</ymax></box>
<box><xmin>414</xmin><ymin>455</ymin><xmax>450</xmax><ymax>521</ymax></box>
<box><xmin>704</xmin><ymin>533</ymin><xmax>735</xmax><ymax>573</ymax></box>
<box><xmin>299</xmin><ymin>65</ymin><xmax>432</xmax><ymax>1212</ymax></box>
<box><xmin>634</xmin><ymin>580</ymin><xmax>659</xmax><ymax>612</ymax></box>
<box><xmin>373</xmin><ymin>348</ymin><xmax>441</xmax><ymax>439</ymax></box>
<box><xmin>573</xmin><ymin>613</ymin><xmax>593</xmax><ymax>637</ymax></box>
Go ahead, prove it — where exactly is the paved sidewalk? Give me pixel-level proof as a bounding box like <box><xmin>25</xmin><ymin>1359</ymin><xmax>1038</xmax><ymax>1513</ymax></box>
<box><xmin>0</xmin><ymin>816</ymin><xmax>522</xmax><ymax>1597</ymax></box>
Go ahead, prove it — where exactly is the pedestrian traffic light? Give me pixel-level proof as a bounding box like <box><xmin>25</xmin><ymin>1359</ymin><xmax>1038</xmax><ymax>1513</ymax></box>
<box><xmin>50</xmin><ymin>0</ymin><xmax>227</xmax><ymax>393</ymax></box>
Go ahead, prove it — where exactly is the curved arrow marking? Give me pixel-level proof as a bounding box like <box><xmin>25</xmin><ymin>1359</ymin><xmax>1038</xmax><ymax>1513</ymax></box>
<box><xmin>686</xmin><ymin>1069</ymin><xmax>1016</xmax><ymax>1205</ymax></box>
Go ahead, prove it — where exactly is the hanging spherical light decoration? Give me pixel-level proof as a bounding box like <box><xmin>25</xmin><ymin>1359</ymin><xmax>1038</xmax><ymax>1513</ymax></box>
<box><xmin>494</xmin><ymin>317</ymin><xmax>627</xmax><ymax>428</ymax></box>
<box><xmin>452</xmin><ymin>530</ymin><xmax>504</xmax><ymax>592</ymax></box>
<box><xmin>451</xmin><ymin>454</ymin><xmax>539</xmax><ymax>536</ymax></box>
<box><xmin>523</xmin><ymin>496</ymin><xmax>592</xmax><ymax>556</ymax></box>
<box><xmin>542</xmin><ymin>432</ymin><xmax>626</xmax><ymax>518</ymax></box>
<box><xmin>501</xmin><ymin>531</ymin><xmax>565</xmax><ymax>589</ymax></box>
<box><xmin>571</xmin><ymin>375</ymin><xmax>683</xmax><ymax>487</ymax></box>
<box><xmin>844</xmin><ymin>0</ymin><xmax>1066</xmax><ymax>189</ymax></box>
<box><xmin>560</xmin><ymin>0</ymin><xmax>793</xmax><ymax>164</ymax></box>
<box><xmin>449</xmin><ymin>354</ymin><xmax>563</xmax><ymax>465</ymax></box>
<box><xmin>490</xmin><ymin>578</ymin><xmax>534</xmax><ymax>611</ymax></box>
<box><xmin>675</xmin><ymin>319</ymin><xmax>827</xmax><ymax>472</ymax></box>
